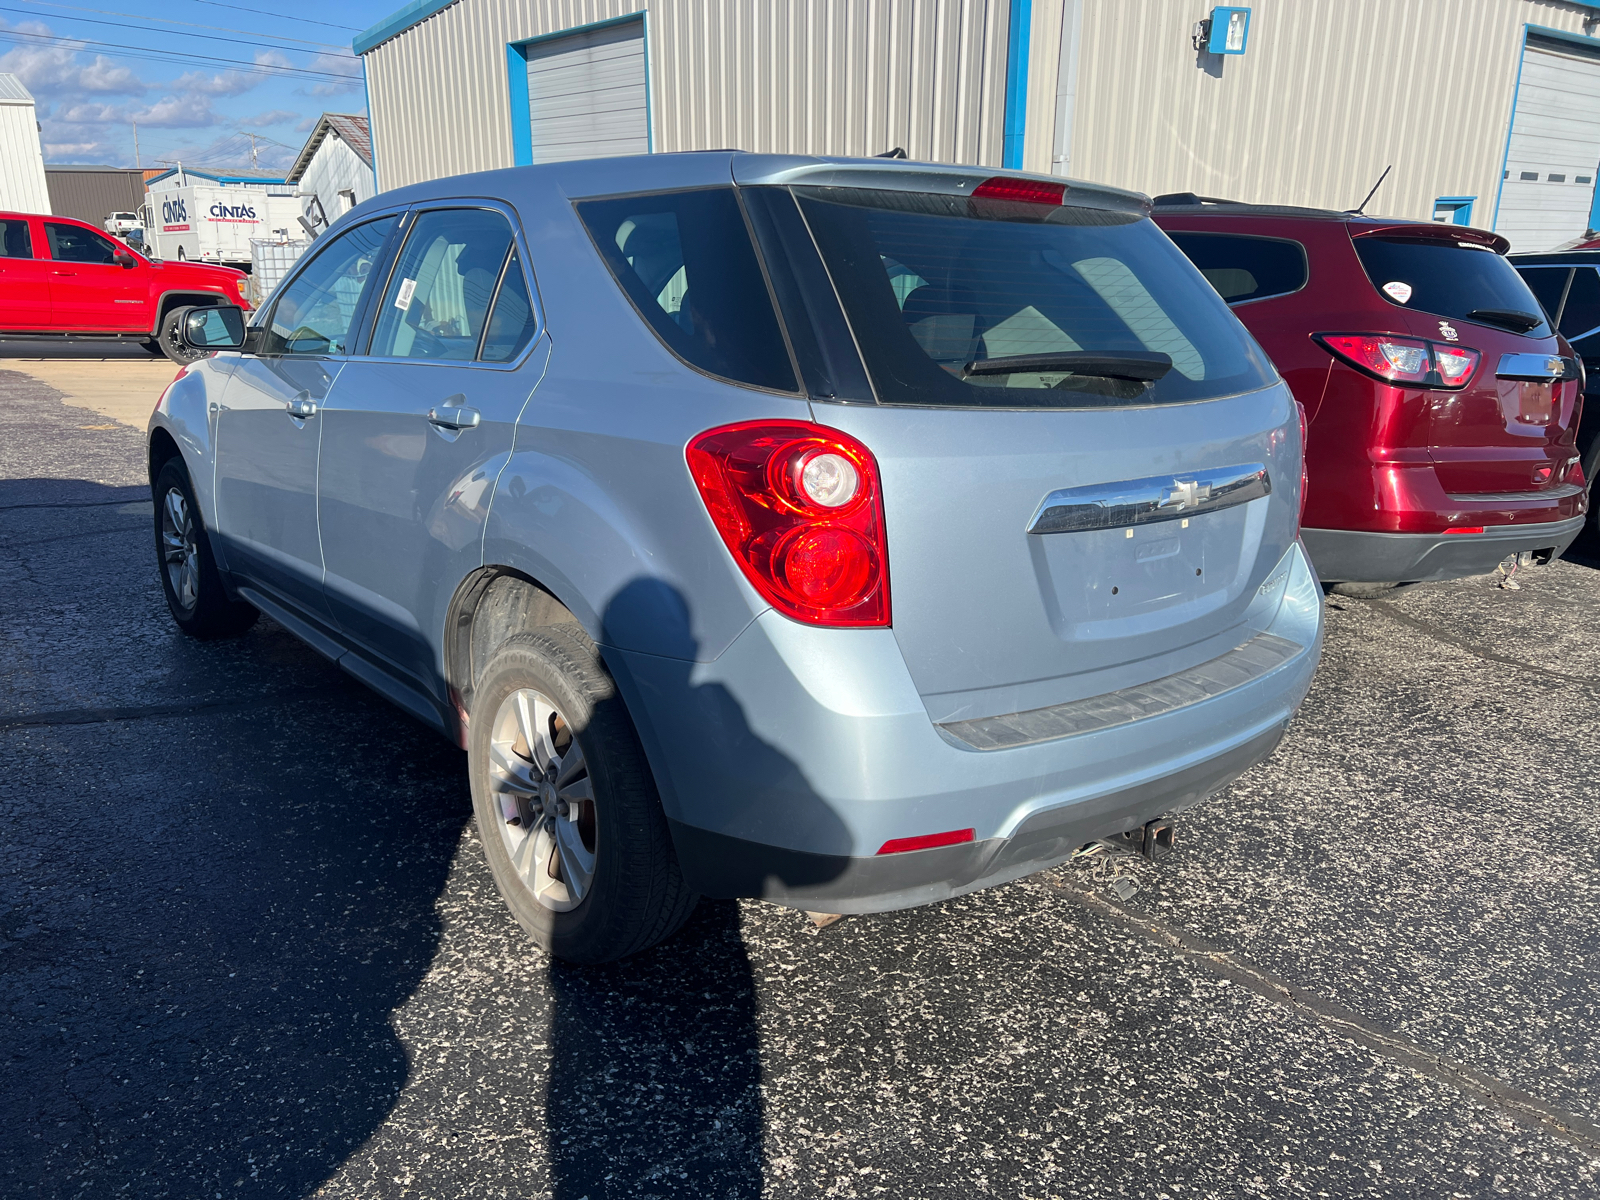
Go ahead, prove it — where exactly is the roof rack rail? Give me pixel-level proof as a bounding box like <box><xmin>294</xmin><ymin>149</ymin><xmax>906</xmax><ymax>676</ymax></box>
<box><xmin>1151</xmin><ymin>192</ymin><xmax>1240</xmax><ymax>207</ymax></box>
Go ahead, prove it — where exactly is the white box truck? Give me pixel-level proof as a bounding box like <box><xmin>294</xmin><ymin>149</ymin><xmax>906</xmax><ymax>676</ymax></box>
<box><xmin>142</xmin><ymin>184</ymin><xmax>302</xmax><ymax>267</ymax></box>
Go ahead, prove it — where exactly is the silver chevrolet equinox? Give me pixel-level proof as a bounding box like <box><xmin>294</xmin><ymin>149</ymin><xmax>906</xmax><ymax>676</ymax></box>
<box><xmin>147</xmin><ymin>153</ymin><xmax>1324</xmax><ymax>963</ymax></box>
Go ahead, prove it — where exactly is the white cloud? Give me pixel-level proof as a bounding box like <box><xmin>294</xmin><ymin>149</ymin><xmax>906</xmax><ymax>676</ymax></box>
<box><xmin>0</xmin><ymin>21</ymin><xmax>148</xmax><ymax>96</ymax></box>
<box><xmin>239</xmin><ymin>109</ymin><xmax>300</xmax><ymax>128</ymax></box>
<box><xmin>299</xmin><ymin>52</ymin><xmax>363</xmax><ymax>97</ymax></box>
<box><xmin>129</xmin><ymin>93</ymin><xmax>219</xmax><ymax>129</ymax></box>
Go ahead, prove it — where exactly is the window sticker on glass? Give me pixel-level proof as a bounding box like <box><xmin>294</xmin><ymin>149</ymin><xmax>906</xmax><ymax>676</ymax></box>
<box><xmin>1383</xmin><ymin>281</ymin><xmax>1413</xmax><ymax>303</ymax></box>
<box><xmin>394</xmin><ymin>277</ymin><xmax>417</xmax><ymax>310</ymax></box>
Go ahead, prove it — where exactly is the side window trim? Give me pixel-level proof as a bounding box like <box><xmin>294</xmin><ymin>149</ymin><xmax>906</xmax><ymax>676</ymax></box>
<box><xmin>358</xmin><ymin>199</ymin><xmax>544</xmax><ymax>369</ymax></box>
<box><xmin>255</xmin><ymin>210</ymin><xmax>407</xmax><ymax>357</ymax></box>
<box><xmin>472</xmin><ymin>243</ymin><xmax>519</xmax><ymax>360</ymax></box>
<box><xmin>1165</xmin><ymin>229</ymin><xmax>1310</xmax><ymax>306</ymax></box>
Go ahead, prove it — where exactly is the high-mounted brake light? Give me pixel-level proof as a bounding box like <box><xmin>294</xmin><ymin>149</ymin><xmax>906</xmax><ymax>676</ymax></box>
<box><xmin>1315</xmin><ymin>333</ymin><xmax>1480</xmax><ymax>389</ymax></box>
<box><xmin>877</xmin><ymin>828</ymin><xmax>975</xmax><ymax>855</ymax></box>
<box><xmin>687</xmin><ymin>421</ymin><xmax>890</xmax><ymax>627</ymax></box>
<box><xmin>971</xmin><ymin>176</ymin><xmax>1066</xmax><ymax>205</ymax></box>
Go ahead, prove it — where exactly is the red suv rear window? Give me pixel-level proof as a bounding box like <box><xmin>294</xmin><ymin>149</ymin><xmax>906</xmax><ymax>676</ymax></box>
<box><xmin>1354</xmin><ymin>237</ymin><xmax>1550</xmax><ymax>337</ymax></box>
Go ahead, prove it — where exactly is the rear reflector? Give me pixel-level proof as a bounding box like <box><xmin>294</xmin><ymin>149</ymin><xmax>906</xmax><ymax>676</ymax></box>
<box><xmin>876</xmin><ymin>828</ymin><xmax>975</xmax><ymax>855</ymax></box>
<box><xmin>971</xmin><ymin>176</ymin><xmax>1066</xmax><ymax>205</ymax></box>
<box><xmin>1444</xmin><ymin>526</ymin><xmax>1485</xmax><ymax>535</ymax></box>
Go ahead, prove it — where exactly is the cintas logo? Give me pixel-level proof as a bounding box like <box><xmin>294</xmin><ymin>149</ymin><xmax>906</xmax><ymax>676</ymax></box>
<box><xmin>208</xmin><ymin>201</ymin><xmax>258</xmax><ymax>221</ymax></box>
<box><xmin>161</xmin><ymin>197</ymin><xmax>188</xmax><ymax>224</ymax></box>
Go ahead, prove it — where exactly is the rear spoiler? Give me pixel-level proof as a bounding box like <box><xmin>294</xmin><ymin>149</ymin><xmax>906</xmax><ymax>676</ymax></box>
<box><xmin>1348</xmin><ymin>222</ymin><xmax>1510</xmax><ymax>255</ymax></box>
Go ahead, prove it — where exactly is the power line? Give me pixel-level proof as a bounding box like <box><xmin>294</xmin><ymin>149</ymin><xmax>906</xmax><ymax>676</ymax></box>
<box><xmin>1</xmin><ymin>4</ymin><xmax>359</xmax><ymax>58</ymax></box>
<box><xmin>0</xmin><ymin>27</ymin><xmax>361</xmax><ymax>80</ymax></box>
<box><xmin>19</xmin><ymin>1</ymin><xmax>356</xmax><ymax>53</ymax></box>
<box><xmin>182</xmin><ymin>0</ymin><xmax>358</xmax><ymax>34</ymax></box>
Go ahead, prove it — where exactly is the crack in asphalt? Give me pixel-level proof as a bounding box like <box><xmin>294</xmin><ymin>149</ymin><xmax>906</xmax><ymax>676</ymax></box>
<box><xmin>0</xmin><ymin>523</ymin><xmax>150</xmax><ymax>550</ymax></box>
<box><xmin>0</xmin><ymin>498</ymin><xmax>145</xmax><ymax>512</ymax></box>
<box><xmin>1048</xmin><ymin>875</ymin><xmax>1600</xmax><ymax>1158</ymax></box>
<box><xmin>0</xmin><ymin>692</ymin><xmax>340</xmax><ymax>733</ymax></box>
<box><xmin>1361</xmin><ymin>596</ymin><xmax>1600</xmax><ymax>698</ymax></box>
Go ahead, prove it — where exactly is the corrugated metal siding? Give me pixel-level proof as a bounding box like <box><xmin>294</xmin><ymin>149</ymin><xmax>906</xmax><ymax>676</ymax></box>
<box><xmin>363</xmin><ymin>0</ymin><xmax>1013</xmax><ymax>191</ymax></box>
<box><xmin>0</xmin><ymin>100</ymin><xmax>50</xmax><ymax>214</ymax></box>
<box><xmin>1061</xmin><ymin>0</ymin><xmax>1594</xmax><ymax>223</ymax></box>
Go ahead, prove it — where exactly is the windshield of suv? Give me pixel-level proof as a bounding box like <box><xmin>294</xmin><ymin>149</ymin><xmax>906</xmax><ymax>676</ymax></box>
<box><xmin>1354</xmin><ymin>236</ymin><xmax>1551</xmax><ymax>337</ymax></box>
<box><xmin>793</xmin><ymin>187</ymin><xmax>1276</xmax><ymax>407</ymax></box>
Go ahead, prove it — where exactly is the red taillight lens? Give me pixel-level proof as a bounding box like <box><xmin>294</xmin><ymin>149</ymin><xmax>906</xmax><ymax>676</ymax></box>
<box><xmin>971</xmin><ymin>176</ymin><xmax>1066</xmax><ymax>205</ymax></box>
<box><xmin>877</xmin><ymin>828</ymin><xmax>975</xmax><ymax>855</ymax></box>
<box><xmin>1315</xmin><ymin>334</ymin><xmax>1479</xmax><ymax>389</ymax></box>
<box><xmin>1295</xmin><ymin>399</ymin><xmax>1309</xmax><ymax>532</ymax></box>
<box><xmin>687</xmin><ymin>421</ymin><xmax>890</xmax><ymax>626</ymax></box>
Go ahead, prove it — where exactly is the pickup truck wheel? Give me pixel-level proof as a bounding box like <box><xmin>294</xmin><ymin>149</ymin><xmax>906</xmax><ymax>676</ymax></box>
<box><xmin>153</xmin><ymin>459</ymin><xmax>259</xmax><ymax>639</ymax></box>
<box><xmin>468</xmin><ymin>629</ymin><xmax>698</xmax><ymax>964</ymax></box>
<box><xmin>156</xmin><ymin>308</ymin><xmax>210</xmax><ymax>365</ymax></box>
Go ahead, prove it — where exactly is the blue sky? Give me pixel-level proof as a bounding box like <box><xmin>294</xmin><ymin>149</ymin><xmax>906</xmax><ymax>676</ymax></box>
<box><xmin>0</xmin><ymin>0</ymin><xmax>404</xmax><ymax>173</ymax></box>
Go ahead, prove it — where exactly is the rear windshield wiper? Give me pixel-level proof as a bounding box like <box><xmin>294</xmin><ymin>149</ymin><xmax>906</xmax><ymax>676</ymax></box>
<box><xmin>962</xmin><ymin>350</ymin><xmax>1174</xmax><ymax>382</ymax></box>
<box><xmin>1466</xmin><ymin>308</ymin><xmax>1542</xmax><ymax>333</ymax></box>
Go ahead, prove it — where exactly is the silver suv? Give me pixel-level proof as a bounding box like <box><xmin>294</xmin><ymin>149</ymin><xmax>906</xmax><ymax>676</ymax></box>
<box><xmin>148</xmin><ymin>153</ymin><xmax>1323</xmax><ymax>962</ymax></box>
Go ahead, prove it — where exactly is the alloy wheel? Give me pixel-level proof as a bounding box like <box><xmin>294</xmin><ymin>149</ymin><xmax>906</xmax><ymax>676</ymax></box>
<box><xmin>487</xmin><ymin>687</ymin><xmax>597</xmax><ymax>912</ymax></box>
<box><xmin>160</xmin><ymin>486</ymin><xmax>199</xmax><ymax>612</ymax></box>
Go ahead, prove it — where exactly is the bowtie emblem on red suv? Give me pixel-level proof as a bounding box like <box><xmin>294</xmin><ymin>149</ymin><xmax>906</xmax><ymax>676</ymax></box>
<box><xmin>1160</xmin><ymin>478</ymin><xmax>1213</xmax><ymax>510</ymax></box>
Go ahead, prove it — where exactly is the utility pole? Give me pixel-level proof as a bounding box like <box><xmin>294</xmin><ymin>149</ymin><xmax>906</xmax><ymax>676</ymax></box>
<box><xmin>246</xmin><ymin>132</ymin><xmax>258</xmax><ymax>168</ymax></box>
<box><xmin>132</xmin><ymin>120</ymin><xmax>140</xmax><ymax>168</ymax></box>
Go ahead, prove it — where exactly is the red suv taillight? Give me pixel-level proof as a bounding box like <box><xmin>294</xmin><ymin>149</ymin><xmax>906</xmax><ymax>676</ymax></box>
<box><xmin>687</xmin><ymin>421</ymin><xmax>890</xmax><ymax>627</ymax></box>
<box><xmin>1315</xmin><ymin>333</ymin><xmax>1480</xmax><ymax>389</ymax></box>
<box><xmin>1295</xmin><ymin>399</ymin><xmax>1309</xmax><ymax>532</ymax></box>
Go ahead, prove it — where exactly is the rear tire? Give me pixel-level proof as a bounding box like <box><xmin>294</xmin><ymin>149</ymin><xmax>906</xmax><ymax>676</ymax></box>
<box><xmin>468</xmin><ymin>628</ymin><xmax>698</xmax><ymax>964</ymax></box>
<box><xmin>153</xmin><ymin>458</ymin><xmax>259</xmax><ymax>639</ymax></box>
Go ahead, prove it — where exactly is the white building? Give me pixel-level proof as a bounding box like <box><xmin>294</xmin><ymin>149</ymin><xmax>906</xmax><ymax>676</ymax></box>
<box><xmin>285</xmin><ymin>113</ymin><xmax>376</xmax><ymax>234</ymax></box>
<box><xmin>0</xmin><ymin>73</ymin><xmax>50</xmax><ymax>214</ymax></box>
<box><xmin>352</xmin><ymin>0</ymin><xmax>1600</xmax><ymax>253</ymax></box>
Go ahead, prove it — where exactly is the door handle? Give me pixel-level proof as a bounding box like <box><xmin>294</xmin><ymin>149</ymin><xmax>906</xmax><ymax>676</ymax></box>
<box><xmin>286</xmin><ymin>396</ymin><xmax>318</xmax><ymax>419</ymax></box>
<box><xmin>51</xmin><ymin>270</ymin><xmax>75</xmax><ymax>276</ymax></box>
<box><xmin>427</xmin><ymin>404</ymin><xmax>480</xmax><ymax>431</ymax></box>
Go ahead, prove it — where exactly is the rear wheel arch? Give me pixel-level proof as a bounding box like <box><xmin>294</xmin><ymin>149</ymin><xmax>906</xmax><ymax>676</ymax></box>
<box><xmin>444</xmin><ymin>568</ymin><xmax>584</xmax><ymax>727</ymax></box>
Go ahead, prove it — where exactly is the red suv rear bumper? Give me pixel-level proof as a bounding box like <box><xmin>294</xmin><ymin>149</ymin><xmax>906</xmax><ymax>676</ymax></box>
<box><xmin>1303</xmin><ymin>514</ymin><xmax>1586</xmax><ymax>583</ymax></box>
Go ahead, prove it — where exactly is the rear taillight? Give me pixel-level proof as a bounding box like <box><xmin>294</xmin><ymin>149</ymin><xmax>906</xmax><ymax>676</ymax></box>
<box><xmin>1295</xmin><ymin>400</ymin><xmax>1309</xmax><ymax>532</ymax></box>
<box><xmin>687</xmin><ymin>421</ymin><xmax>890</xmax><ymax>627</ymax></box>
<box><xmin>1315</xmin><ymin>333</ymin><xmax>1480</xmax><ymax>389</ymax></box>
<box><xmin>971</xmin><ymin>176</ymin><xmax>1066</xmax><ymax>205</ymax></box>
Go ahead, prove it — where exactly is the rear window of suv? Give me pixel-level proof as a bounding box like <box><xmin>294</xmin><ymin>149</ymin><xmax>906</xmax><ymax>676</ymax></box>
<box><xmin>794</xmin><ymin>187</ymin><xmax>1276</xmax><ymax>408</ymax></box>
<box><xmin>1354</xmin><ymin>236</ymin><xmax>1551</xmax><ymax>337</ymax></box>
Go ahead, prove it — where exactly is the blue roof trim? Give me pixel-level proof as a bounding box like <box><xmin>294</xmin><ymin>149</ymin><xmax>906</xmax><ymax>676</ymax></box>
<box><xmin>145</xmin><ymin>167</ymin><xmax>288</xmax><ymax>185</ymax></box>
<box><xmin>353</xmin><ymin>0</ymin><xmax>460</xmax><ymax>55</ymax></box>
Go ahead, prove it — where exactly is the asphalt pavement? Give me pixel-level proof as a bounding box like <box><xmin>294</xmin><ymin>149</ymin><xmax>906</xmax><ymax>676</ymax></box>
<box><xmin>3</xmin><ymin>358</ymin><xmax>1599</xmax><ymax>1199</ymax></box>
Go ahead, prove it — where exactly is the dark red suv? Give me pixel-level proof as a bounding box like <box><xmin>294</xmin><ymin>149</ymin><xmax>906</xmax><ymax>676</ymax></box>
<box><xmin>0</xmin><ymin>210</ymin><xmax>249</xmax><ymax>363</ymax></box>
<box><xmin>1154</xmin><ymin>197</ymin><xmax>1587</xmax><ymax>590</ymax></box>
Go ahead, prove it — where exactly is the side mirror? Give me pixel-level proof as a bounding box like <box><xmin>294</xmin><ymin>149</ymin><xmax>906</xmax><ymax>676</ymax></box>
<box><xmin>114</xmin><ymin>249</ymin><xmax>136</xmax><ymax>269</ymax></box>
<box><xmin>178</xmin><ymin>305</ymin><xmax>248</xmax><ymax>351</ymax></box>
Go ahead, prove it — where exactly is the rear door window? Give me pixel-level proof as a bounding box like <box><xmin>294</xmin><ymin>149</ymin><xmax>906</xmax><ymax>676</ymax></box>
<box><xmin>0</xmin><ymin>218</ymin><xmax>33</xmax><ymax>258</ymax></box>
<box><xmin>1165</xmin><ymin>232</ymin><xmax>1308</xmax><ymax>303</ymax></box>
<box><xmin>369</xmin><ymin>208</ymin><xmax>518</xmax><ymax>361</ymax></box>
<box><xmin>1516</xmin><ymin>266</ymin><xmax>1572</xmax><ymax>326</ymax></box>
<box><xmin>1353</xmin><ymin>236</ymin><xmax>1551</xmax><ymax>336</ymax></box>
<box><xmin>480</xmin><ymin>249</ymin><xmax>539</xmax><ymax>362</ymax></box>
<box><xmin>576</xmin><ymin>188</ymin><xmax>798</xmax><ymax>393</ymax></box>
<box><xmin>793</xmin><ymin>187</ymin><xmax>1276</xmax><ymax>408</ymax></box>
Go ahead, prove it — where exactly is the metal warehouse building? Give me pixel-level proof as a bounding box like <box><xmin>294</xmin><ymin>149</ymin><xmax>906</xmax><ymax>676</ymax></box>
<box><xmin>356</xmin><ymin>0</ymin><xmax>1600</xmax><ymax>252</ymax></box>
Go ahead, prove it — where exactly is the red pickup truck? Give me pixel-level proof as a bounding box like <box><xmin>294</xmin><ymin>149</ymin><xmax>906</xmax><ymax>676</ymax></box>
<box><xmin>0</xmin><ymin>210</ymin><xmax>251</xmax><ymax>363</ymax></box>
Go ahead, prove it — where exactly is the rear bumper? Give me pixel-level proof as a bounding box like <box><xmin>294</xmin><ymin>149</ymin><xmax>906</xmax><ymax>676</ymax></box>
<box><xmin>608</xmin><ymin>540</ymin><xmax>1323</xmax><ymax>913</ymax></box>
<box><xmin>1302</xmin><ymin>515</ymin><xmax>1586</xmax><ymax>583</ymax></box>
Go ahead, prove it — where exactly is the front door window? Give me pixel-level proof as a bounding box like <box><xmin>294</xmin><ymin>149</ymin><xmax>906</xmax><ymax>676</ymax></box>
<box><xmin>263</xmin><ymin>216</ymin><xmax>396</xmax><ymax>355</ymax></box>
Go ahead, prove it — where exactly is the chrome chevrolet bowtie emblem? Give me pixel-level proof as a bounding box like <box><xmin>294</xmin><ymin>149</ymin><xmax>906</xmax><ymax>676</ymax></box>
<box><xmin>1547</xmin><ymin>357</ymin><xmax>1564</xmax><ymax>376</ymax></box>
<box><xmin>1160</xmin><ymin>479</ymin><xmax>1212</xmax><ymax>510</ymax></box>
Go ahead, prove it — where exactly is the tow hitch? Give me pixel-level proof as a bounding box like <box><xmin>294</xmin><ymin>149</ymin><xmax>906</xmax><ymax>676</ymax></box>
<box><xmin>1093</xmin><ymin>818</ymin><xmax>1177</xmax><ymax>862</ymax></box>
